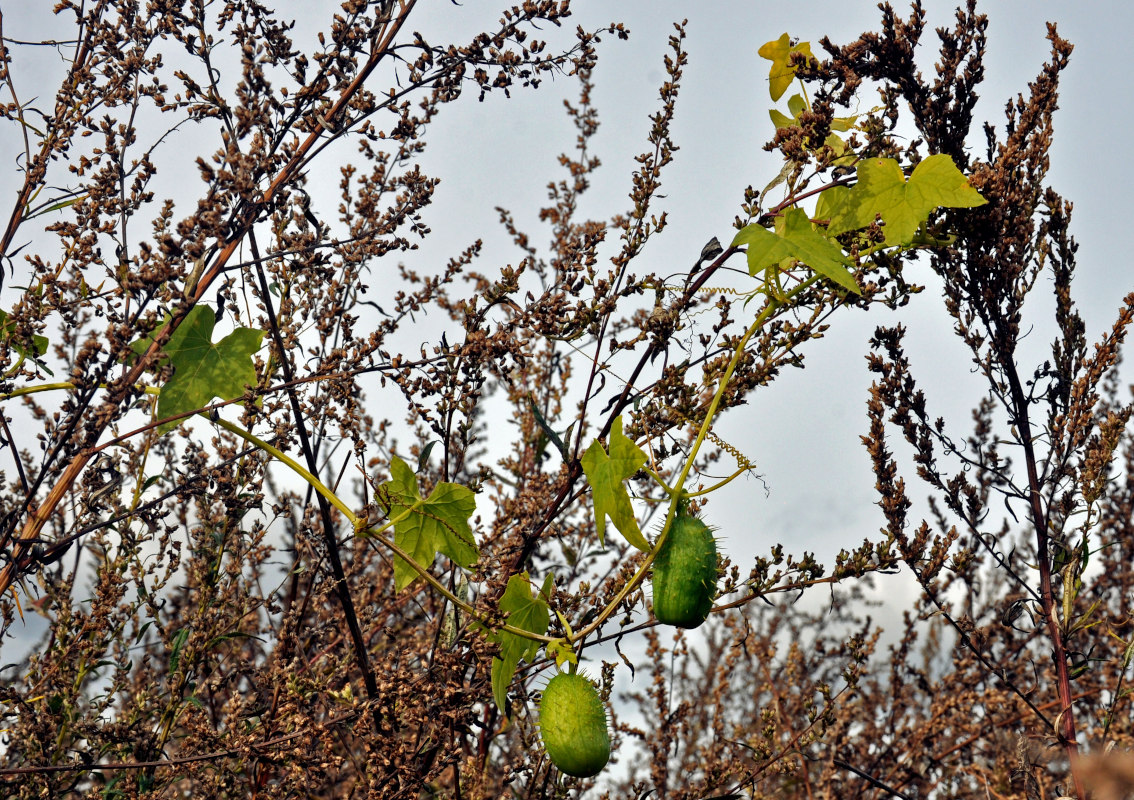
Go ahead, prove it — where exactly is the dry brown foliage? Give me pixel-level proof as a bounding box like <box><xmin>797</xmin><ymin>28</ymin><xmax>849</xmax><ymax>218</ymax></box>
<box><xmin>0</xmin><ymin>2</ymin><xmax>1130</xmax><ymax>799</ymax></box>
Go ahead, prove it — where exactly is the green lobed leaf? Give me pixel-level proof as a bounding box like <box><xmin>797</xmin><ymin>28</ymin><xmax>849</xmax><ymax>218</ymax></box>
<box><xmin>826</xmin><ymin>154</ymin><xmax>987</xmax><ymax>244</ymax></box>
<box><xmin>580</xmin><ymin>416</ymin><xmax>649</xmax><ymax>551</ymax></box>
<box><xmin>489</xmin><ymin>572</ymin><xmax>552</xmax><ymax>713</ymax></box>
<box><xmin>133</xmin><ymin>305</ymin><xmax>264</xmax><ymax>432</ymax></box>
<box><xmin>815</xmin><ymin>184</ymin><xmax>849</xmax><ymax>223</ymax></box>
<box><xmin>770</xmin><ymin>94</ymin><xmax>857</xmax><ymax>134</ymax></box>
<box><xmin>769</xmin><ymin>108</ymin><xmax>793</xmax><ymax>131</ymax></box>
<box><xmin>379</xmin><ymin>455</ymin><xmax>478</xmax><ymax>591</ymax></box>
<box><xmin>757</xmin><ymin>34</ymin><xmax>813</xmax><ymax>102</ymax></box>
<box><xmin>497</xmin><ymin>572</ymin><xmax>552</xmax><ymax>665</ymax></box>
<box><xmin>823</xmin><ymin>133</ymin><xmax>855</xmax><ymax>166</ymax></box>
<box><xmin>768</xmin><ymin>95</ymin><xmax>857</xmax><ymax>167</ymax></box>
<box><xmin>545</xmin><ymin>638</ymin><xmax>577</xmax><ymax>670</ymax></box>
<box><xmin>731</xmin><ymin>208</ymin><xmax>859</xmax><ymax>294</ymax></box>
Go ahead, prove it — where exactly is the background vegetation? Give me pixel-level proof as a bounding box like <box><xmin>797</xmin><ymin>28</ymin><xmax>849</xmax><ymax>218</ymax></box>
<box><xmin>1</xmin><ymin>2</ymin><xmax>1132</xmax><ymax>799</ymax></box>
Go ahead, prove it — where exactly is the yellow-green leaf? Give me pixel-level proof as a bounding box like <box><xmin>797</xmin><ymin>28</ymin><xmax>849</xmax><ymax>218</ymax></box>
<box><xmin>731</xmin><ymin>208</ymin><xmax>859</xmax><ymax>294</ymax></box>
<box><xmin>545</xmin><ymin>638</ymin><xmax>577</xmax><ymax>670</ymax></box>
<box><xmin>580</xmin><ymin>416</ymin><xmax>649</xmax><ymax>551</ymax></box>
<box><xmin>826</xmin><ymin>154</ymin><xmax>987</xmax><ymax>244</ymax></box>
<box><xmin>489</xmin><ymin>572</ymin><xmax>552</xmax><ymax>713</ymax></box>
<box><xmin>767</xmin><ymin>94</ymin><xmax>857</xmax><ymax>165</ymax></box>
<box><xmin>770</xmin><ymin>93</ymin><xmax>856</xmax><ymax>134</ymax></box>
<box><xmin>758</xmin><ymin>35</ymin><xmax>813</xmax><ymax>102</ymax></box>
<box><xmin>379</xmin><ymin>455</ymin><xmax>478</xmax><ymax>590</ymax></box>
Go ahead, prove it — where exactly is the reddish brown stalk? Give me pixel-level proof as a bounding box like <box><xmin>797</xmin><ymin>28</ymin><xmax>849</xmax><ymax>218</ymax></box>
<box><xmin>0</xmin><ymin>3</ymin><xmax>416</xmax><ymax>604</ymax></box>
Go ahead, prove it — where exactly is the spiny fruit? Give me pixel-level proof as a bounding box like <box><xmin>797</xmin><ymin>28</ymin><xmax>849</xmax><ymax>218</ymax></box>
<box><xmin>539</xmin><ymin>672</ymin><xmax>611</xmax><ymax>778</ymax></box>
<box><xmin>651</xmin><ymin>508</ymin><xmax>718</xmax><ymax>629</ymax></box>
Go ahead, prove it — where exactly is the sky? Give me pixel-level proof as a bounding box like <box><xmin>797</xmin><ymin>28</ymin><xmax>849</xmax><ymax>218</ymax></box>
<box><xmin>398</xmin><ymin>0</ymin><xmax>1134</xmax><ymax>582</ymax></box>
<box><xmin>2</xmin><ymin>0</ymin><xmax>1132</xmax><ymax>680</ymax></box>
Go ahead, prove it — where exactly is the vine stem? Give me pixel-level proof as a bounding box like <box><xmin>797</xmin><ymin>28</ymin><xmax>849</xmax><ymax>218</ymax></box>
<box><xmin>0</xmin><ymin>371</ymin><xmax>555</xmax><ymax>646</ymax></box>
<box><xmin>683</xmin><ymin>466</ymin><xmax>747</xmax><ymax>497</ymax></box>
<box><xmin>573</xmin><ymin>270</ymin><xmax>825</xmax><ymax>643</ymax></box>
<box><xmin>2</xmin><ymin>263</ymin><xmax>827</xmax><ymax>652</ymax></box>
<box><xmin>208</xmin><ymin>415</ymin><xmax>555</xmax><ymax>644</ymax></box>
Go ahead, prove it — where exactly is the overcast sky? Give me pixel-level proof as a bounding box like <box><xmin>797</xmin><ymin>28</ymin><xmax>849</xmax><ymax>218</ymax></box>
<box><xmin>398</xmin><ymin>0</ymin><xmax>1134</xmax><ymax>582</ymax></box>
<box><xmin>2</xmin><ymin>1</ymin><xmax>1131</xmax><ymax>632</ymax></box>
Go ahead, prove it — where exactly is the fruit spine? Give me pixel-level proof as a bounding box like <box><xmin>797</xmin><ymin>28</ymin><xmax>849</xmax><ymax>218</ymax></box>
<box><xmin>650</xmin><ymin>506</ymin><xmax>718</xmax><ymax>629</ymax></box>
<box><xmin>538</xmin><ymin>671</ymin><xmax>611</xmax><ymax>778</ymax></box>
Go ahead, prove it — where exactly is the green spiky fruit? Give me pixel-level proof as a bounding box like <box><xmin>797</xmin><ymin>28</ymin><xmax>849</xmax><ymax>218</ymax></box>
<box><xmin>539</xmin><ymin>672</ymin><xmax>610</xmax><ymax>778</ymax></box>
<box><xmin>651</xmin><ymin>510</ymin><xmax>718</xmax><ymax>629</ymax></box>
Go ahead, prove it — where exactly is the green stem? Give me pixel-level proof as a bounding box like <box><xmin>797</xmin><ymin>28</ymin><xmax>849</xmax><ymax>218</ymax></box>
<box><xmin>684</xmin><ymin>466</ymin><xmax>747</xmax><ymax>498</ymax></box>
<box><xmin>645</xmin><ymin>469</ymin><xmax>674</xmax><ymax>494</ymax></box>
<box><xmin>3</xmin><ymin>380</ymin><xmax>77</xmax><ymax>400</ymax></box>
<box><xmin>574</xmin><ymin>271</ymin><xmax>824</xmax><ymax>643</ymax></box>
<box><xmin>4</xmin><ymin>372</ymin><xmax>556</xmax><ymax>645</ymax></box>
<box><xmin>0</xmin><ymin>380</ymin><xmax>161</xmax><ymax>402</ymax></box>
<box><xmin>210</xmin><ymin>414</ymin><xmax>553</xmax><ymax>644</ymax></box>
<box><xmin>2</xmin><ymin>352</ymin><xmax>28</xmax><ymax>381</ymax></box>
<box><xmin>210</xmin><ymin>415</ymin><xmax>354</xmax><ymax>521</ymax></box>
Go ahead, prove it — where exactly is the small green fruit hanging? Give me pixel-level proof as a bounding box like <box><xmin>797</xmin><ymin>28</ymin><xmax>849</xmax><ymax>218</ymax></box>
<box><xmin>651</xmin><ymin>508</ymin><xmax>718</xmax><ymax>629</ymax></box>
<box><xmin>539</xmin><ymin>672</ymin><xmax>611</xmax><ymax>778</ymax></box>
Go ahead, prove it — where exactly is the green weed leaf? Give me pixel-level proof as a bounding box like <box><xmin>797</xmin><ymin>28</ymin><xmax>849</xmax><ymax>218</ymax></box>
<box><xmin>581</xmin><ymin>416</ymin><xmax>649</xmax><ymax>551</ymax></box>
<box><xmin>379</xmin><ymin>455</ymin><xmax>478</xmax><ymax>591</ymax></box>
<box><xmin>732</xmin><ymin>208</ymin><xmax>858</xmax><ymax>294</ymax></box>
<box><xmin>545</xmin><ymin>638</ymin><xmax>577</xmax><ymax>670</ymax></box>
<box><xmin>758</xmin><ymin>34</ymin><xmax>813</xmax><ymax>102</ymax></box>
<box><xmin>134</xmin><ymin>305</ymin><xmax>263</xmax><ymax>432</ymax></box>
<box><xmin>169</xmin><ymin>627</ymin><xmax>190</xmax><ymax>675</ymax></box>
<box><xmin>489</xmin><ymin>572</ymin><xmax>552</xmax><ymax>713</ymax></box>
<box><xmin>826</xmin><ymin>154</ymin><xmax>987</xmax><ymax>244</ymax></box>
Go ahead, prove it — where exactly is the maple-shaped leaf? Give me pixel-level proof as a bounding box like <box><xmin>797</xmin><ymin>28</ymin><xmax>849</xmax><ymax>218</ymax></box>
<box><xmin>758</xmin><ymin>34</ymin><xmax>813</xmax><ymax>102</ymax></box>
<box><xmin>769</xmin><ymin>93</ymin><xmax>808</xmax><ymax>130</ymax></box>
<box><xmin>825</xmin><ymin>154</ymin><xmax>987</xmax><ymax>244</ymax></box>
<box><xmin>815</xmin><ymin>184</ymin><xmax>848</xmax><ymax>224</ymax></box>
<box><xmin>770</xmin><ymin>93</ymin><xmax>858</xmax><ymax>134</ymax></box>
<box><xmin>133</xmin><ymin>305</ymin><xmax>264</xmax><ymax>432</ymax></box>
<box><xmin>731</xmin><ymin>208</ymin><xmax>859</xmax><ymax>294</ymax></box>
<box><xmin>489</xmin><ymin>572</ymin><xmax>552</xmax><ymax>713</ymax></box>
<box><xmin>581</xmin><ymin>416</ymin><xmax>649</xmax><ymax>552</ymax></box>
<box><xmin>769</xmin><ymin>94</ymin><xmax>857</xmax><ymax>166</ymax></box>
<box><xmin>379</xmin><ymin>455</ymin><xmax>478</xmax><ymax>591</ymax></box>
